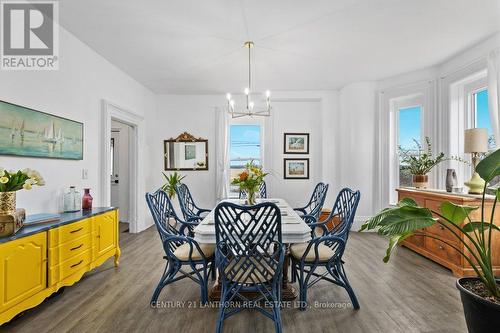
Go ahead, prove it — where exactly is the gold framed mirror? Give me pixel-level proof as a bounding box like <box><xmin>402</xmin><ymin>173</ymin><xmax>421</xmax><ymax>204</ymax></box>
<box><xmin>164</xmin><ymin>132</ymin><xmax>208</xmax><ymax>171</ymax></box>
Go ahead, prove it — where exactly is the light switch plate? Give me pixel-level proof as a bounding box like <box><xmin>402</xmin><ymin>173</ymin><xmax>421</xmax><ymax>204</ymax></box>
<box><xmin>82</xmin><ymin>169</ymin><xmax>88</xmax><ymax>179</ymax></box>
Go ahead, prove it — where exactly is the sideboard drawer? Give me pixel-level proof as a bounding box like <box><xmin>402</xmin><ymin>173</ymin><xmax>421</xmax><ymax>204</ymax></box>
<box><xmin>425</xmin><ymin>238</ymin><xmax>461</xmax><ymax>266</ymax></box>
<box><xmin>49</xmin><ymin>249</ymin><xmax>92</xmax><ymax>285</ymax></box>
<box><xmin>48</xmin><ymin>232</ymin><xmax>93</xmax><ymax>266</ymax></box>
<box><xmin>49</xmin><ymin>219</ymin><xmax>92</xmax><ymax>247</ymax></box>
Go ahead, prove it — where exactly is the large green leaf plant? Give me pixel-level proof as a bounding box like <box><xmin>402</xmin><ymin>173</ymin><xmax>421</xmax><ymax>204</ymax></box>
<box><xmin>361</xmin><ymin>148</ymin><xmax>500</xmax><ymax>298</ymax></box>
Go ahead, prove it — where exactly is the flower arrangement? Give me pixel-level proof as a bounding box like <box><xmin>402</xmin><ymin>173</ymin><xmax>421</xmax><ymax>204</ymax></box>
<box><xmin>0</xmin><ymin>168</ymin><xmax>45</xmax><ymax>192</ymax></box>
<box><xmin>231</xmin><ymin>161</ymin><xmax>268</xmax><ymax>205</ymax></box>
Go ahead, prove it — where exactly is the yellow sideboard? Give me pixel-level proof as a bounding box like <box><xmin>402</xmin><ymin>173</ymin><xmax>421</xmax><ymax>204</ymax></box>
<box><xmin>0</xmin><ymin>208</ymin><xmax>120</xmax><ymax>325</ymax></box>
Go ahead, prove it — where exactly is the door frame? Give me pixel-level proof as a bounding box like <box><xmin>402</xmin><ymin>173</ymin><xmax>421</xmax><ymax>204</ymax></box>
<box><xmin>101</xmin><ymin>100</ymin><xmax>144</xmax><ymax>233</ymax></box>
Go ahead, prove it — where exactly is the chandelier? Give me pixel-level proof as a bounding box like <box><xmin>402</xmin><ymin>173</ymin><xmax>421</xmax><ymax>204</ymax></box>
<box><xmin>225</xmin><ymin>41</ymin><xmax>271</xmax><ymax>118</ymax></box>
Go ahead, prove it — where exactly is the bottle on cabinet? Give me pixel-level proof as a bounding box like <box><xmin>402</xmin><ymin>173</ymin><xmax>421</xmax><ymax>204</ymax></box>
<box><xmin>82</xmin><ymin>188</ymin><xmax>93</xmax><ymax>210</ymax></box>
<box><xmin>63</xmin><ymin>186</ymin><xmax>81</xmax><ymax>212</ymax></box>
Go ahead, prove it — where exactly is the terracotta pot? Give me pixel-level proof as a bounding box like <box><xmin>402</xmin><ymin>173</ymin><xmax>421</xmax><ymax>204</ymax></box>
<box><xmin>412</xmin><ymin>174</ymin><xmax>428</xmax><ymax>189</ymax></box>
<box><xmin>456</xmin><ymin>278</ymin><xmax>500</xmax><ymax>333</ymax></box>
<box><xmin>0</xmin><ymin>191</ymin><xmax>16</xmax><ymax>214</ymax></box>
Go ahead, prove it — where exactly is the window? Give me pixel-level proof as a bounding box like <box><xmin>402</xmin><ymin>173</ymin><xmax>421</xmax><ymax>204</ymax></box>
<box><xmin>398</xmin><ymin>106</ymin><xmax>422</xmax><ymax>187</ymax></box>
<box><xmin>229</xmin><ymin>124</ymin><xmax>262</xmax><ymax>196</ymax></box>
<box><xmin>472</xmin><ymin>89</ymin><xmax>495</xmax><ymax>150</ymax></box>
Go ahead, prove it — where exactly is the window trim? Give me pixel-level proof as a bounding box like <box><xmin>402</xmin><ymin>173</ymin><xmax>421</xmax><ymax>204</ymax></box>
<box><xmin>227</xmin><ymin>118</ymin><xmax>265</xmax><ymax>198</ymax></box>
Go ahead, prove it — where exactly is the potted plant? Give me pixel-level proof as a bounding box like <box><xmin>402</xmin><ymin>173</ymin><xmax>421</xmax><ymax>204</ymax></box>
<box><xmin>360</xmin><ymin>148</ymin><xmax>500</xmax><ymax>333</ymax></box>
<box><xmin>231</xmin><ymin>161</ymin><xmax>268</xmax><ymax>205</ymax></box>
<box><xmin>161</xmin><ymin>171</ymin><xmax>185</xmax><ymax>199</ymax></box>
<box><xmin>399</xmin><ymin>137</ymin><xmax>466</xmax><ymax>188</ymax></box>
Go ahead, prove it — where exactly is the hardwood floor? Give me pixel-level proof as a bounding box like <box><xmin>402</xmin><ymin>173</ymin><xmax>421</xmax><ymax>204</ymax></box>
<box><xmin>1</xmin><ymin>225</ymin><xmax>467</xmax><ymax>333</ymax></box>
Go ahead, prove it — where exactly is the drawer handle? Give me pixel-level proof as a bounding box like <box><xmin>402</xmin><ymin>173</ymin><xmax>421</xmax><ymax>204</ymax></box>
<box><xmin>439</xmin><ymin>225</ymin><xmax>445</xmax><ymax>231</ymax></box>
<box><xmin>70</xmin><ymin>260</ymin><xmax>84</xmax><ymax>268</ymax></box>
<box><xmin>70</xmin><ymin>244</ymin><xmax>84</xmax><ymax>251</ymax></box>
<box><xmin>70</xmin><ymin>227</ymin><xmax>83</xmax><ymax>234</ymax></box>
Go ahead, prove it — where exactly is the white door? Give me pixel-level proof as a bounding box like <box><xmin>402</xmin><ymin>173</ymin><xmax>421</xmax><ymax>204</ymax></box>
<box><xmin>110</xmin><ymin>123</ymin><xmax>130</xmax><ymax>223</ymax></box>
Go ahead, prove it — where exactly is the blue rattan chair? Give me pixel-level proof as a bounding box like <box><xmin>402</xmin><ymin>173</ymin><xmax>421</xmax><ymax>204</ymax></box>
<box><xmin>146</xmin><ymin>189</ymin><xmax>215</xmax><ymax>305</ymax></box>
<box><xmin>239</xmin><ymin>181</ymin><xmax>267</xmax><ymax>199</ymax></box>
<box><xmin>291</xmin><ymin>188</ymin><xmax>361</xmax><ymax>310</ymax></box>
<box><xmin>176</xmin><ymin>183</ymin><xmax>211</xmax><ymax>224</ymax></box>
<box><xmin>293</xmin><ymin>182</ymin><xmax>329</xmax><ymax>225</ymax></box>
<box><xmin>214</xmin><ymin>202</ymin><xmax>285</xmax><ymax>333</ymax></box>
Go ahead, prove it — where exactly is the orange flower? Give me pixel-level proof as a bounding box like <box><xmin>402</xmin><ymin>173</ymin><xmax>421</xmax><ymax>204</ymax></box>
<box><xmin>239</xmin><ymin>171</ymin><xmax>249</xmax><ymax>181</ymax></box>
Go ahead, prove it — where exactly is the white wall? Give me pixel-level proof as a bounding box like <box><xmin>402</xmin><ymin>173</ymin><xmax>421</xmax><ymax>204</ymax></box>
<box><xmin>152</xmin><ymin>94</ymin><xmax>326</xmax><ymax>210</ymax></box>
<box><xmin>0</xmin><ymin>27</ymin><xmax>156</xmax><ymax>231</ymax></box>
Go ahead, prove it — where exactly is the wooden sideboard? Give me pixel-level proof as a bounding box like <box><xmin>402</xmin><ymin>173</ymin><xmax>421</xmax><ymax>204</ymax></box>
<box><xmin>0</xmin><ymin>208</ymin><xmax>120</xmax><ymax>325</ymax></box>
<box><xmin>397</xmin><ymin>188</ymin><xmax>500</xmax><ymax>277</ymax></box>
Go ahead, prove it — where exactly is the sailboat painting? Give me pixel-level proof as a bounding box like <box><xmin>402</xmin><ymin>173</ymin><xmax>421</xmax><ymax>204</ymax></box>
<box><xmin>0</xmin><ymin>100</ymin><xmax>83</xmax><ymax>159</ymax></box>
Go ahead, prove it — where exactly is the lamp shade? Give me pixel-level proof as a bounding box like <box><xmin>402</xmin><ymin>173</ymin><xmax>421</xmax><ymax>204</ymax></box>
<box><xmin>464</xmin><ymin>128</ymin><xmax>489</xmax><ymax>153</ymax></box>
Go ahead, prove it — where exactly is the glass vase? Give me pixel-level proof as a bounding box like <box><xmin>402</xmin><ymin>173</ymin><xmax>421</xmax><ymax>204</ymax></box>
<box><xmin>82</xmin><ymin>188</ymin><xmax>93</xmax><ymax>210</ymax></box>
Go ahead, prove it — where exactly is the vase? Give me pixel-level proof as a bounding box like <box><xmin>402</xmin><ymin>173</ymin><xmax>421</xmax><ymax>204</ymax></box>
<box><xmin>0</xmin><ymin>191</ymin><xmax>25</xmax><ymax>237</ymax></box>
<box><xmin>82</xmin><ymin>188</ymin><xmax>93</xmax><ymax>210</ymax></box>
<box><xmin>246</xmin><ymin>188</ymin><xmax>256</xmax><ymax>205</ymax></box>
<box><xmin>412</xmin><ymin>174</ymin><xmax>428</xmax><ymax>189</ymax></box>
<box><xmin>64</xmin><ymin>186</ymin><xmax>82</xmax><ymax>212</ymax></box>
<box><xmin>0</xmin><ymin>191</ymin><xmax>16</xmax><ymax>214</ymax></box>
<box><xmin>445</xmin><ymin>169</ymin><xmax>458</xmax><ymax>193</ymax></box>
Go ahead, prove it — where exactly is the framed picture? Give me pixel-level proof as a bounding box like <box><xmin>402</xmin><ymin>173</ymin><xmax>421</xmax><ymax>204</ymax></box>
<box><xmin>0</xmin><ymin>100</ymin><xmax>83</xmax><ymax>160</ymax></box>
<box><xmin>184</xmin><ymin>144</ymin><xmax>196</xmax><ymax>160</ymax></box>
<box><xmin>284</xmin><ymin>158</ymin><xmax>309</xmax><ymax>179</ymax></box>
<box><xmin>284</xmin><ymin>133</ymin><xmax>309</xmax><ymax>154</ymax></box>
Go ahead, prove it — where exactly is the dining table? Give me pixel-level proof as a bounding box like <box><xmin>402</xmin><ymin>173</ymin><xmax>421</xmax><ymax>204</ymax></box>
<box><xmin>194</xmin><ymin>198</ymin><xmax>312</xmax><ymax>301</ymax></box>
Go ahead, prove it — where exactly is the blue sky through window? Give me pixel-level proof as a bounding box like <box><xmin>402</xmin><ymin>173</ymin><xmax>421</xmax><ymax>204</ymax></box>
<box><xmin>230</xmin><ymin>125</ymin><xmax>261</xmax><ymax>168</ymax></box>
<box><xmin>398</xmin><ymin>106</ymin><xmax>421</xmax><ymax>150</ymax></box>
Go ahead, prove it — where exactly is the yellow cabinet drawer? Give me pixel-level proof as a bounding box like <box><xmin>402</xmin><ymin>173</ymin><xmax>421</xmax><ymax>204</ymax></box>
<box><xmin>49</xmin><ymin>249</ymin><xmax>92</xmax><ymax>286</ymax></box>
<box><xmin>48</xmin><ymin>232</ymin><xmax>93</xmax><ymax>266</ymax></box>
<box><xmin>49</xmin><ymin>218</ymin><xmax>92</xmax><ymax>247</ymax></box>
<box><xmin>0</xmin><ymin>233</ymin><xmax>47</xmax><ymax>313</ymax></box>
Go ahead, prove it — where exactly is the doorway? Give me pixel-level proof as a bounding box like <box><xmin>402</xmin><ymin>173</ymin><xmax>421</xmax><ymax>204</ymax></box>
<box><xmin>110</xmin><ymin>120</ymin><xmax>132</xmax><ymax>228</ymax></box>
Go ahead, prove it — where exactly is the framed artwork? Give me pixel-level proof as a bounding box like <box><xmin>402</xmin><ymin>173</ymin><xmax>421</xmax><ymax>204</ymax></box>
<box><xmin>284</xmin><ymin>133</ymin><xmax>309</xmax><ymax>154</ymax></box>
<box><xmin>284</xmin><ymin>158</ymin><xmax>309</xmax><ymax>179</ymax></box>
<box><xmin>0</xmin><ymin>100</ymin><xmax>83</xmax><ymax>160</ymax></box>
<box><xmin>184</xmin><ymin>144</ymin><xmax>196</xmax><ymax>160</ymax></box>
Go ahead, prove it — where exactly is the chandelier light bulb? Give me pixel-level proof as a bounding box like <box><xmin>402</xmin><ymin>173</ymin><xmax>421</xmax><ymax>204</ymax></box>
<box><xmin>226</xmin><ymin>93</ymin><xmax>231</xmax><ymax>101</ymax></box>
<box><xmin>265</xmin><ymin>90</ymin><xmax>271</xmax><ymax>98</ymax></box>
<box><xmin>249</xmin><ymin>101</ymin><xmax>255</xmax><ymax>110</ymax></box>
<box><xmin>229</xmin><ymin>100</ymin><xmax>235</xmax><ymax>107</ymax></box>
<box><xmin>244</xmin><ymin>87</ymin><xmax>250</xmax><ymax>95</ymax></box>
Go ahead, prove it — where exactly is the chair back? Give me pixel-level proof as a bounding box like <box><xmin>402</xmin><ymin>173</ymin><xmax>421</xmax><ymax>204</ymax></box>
<box><xmin>328</xmin><ymin>188</ymin><xmax>361</xmax><ymax>238</ymax></box>
<box><xmin>239</xmin><ymin>181</ymin><xmax>267</xmax><ymax>199</ymax></box>
<box><xmin>214</xmin><ymin>202</ymin><xmax>283</xmax><ymax>285</ymax></box>
<box><xmin>176</xmin><ymin>183</ymin><xmax>198</xmax><ymax>220</ymax></box>
<box><xmin>146</xmin><ymin>189</ymin><xmax>186</xmax><ymax>255</ymax></box>
<box><xmin>305</xmin><ymin>182</ymin><xmax>329</xmax><ymax>220</ymax></box>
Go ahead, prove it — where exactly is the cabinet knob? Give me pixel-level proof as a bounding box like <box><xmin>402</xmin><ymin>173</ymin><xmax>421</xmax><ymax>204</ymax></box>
<box><xmin>438</xmin><ymin>245</ymin><xmax>444</xmax><ymax>250</ymax></box>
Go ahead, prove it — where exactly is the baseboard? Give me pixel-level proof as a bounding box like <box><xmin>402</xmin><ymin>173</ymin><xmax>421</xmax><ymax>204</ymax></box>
<box><xmin>351</xmin><ymin>216</ymin><xmax>373</xmax><ymax>232</ymax></box>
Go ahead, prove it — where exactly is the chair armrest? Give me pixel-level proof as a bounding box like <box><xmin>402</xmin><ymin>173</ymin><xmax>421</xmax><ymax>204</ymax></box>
<box><xmin>293</xmin><ymin>207</ymin><xmax>308</xmax><ymax>216</ymax></box>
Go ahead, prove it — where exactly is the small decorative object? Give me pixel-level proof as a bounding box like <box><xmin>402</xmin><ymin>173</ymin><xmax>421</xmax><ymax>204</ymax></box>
<box><xmin>284</xmin><ymin>158</ymin><xmax>309</xmax><ymax>179</ymax></box>
<box><xmin>231</xmin><ymin>161</ymin><xmax>268</xmax><ymax>205</ymax></box>
<box><xmin>452</xmin><ymin>186</ymin><xmax>463</xmax><ymax>194</ymax></box>
<box><xmin>464</xmin><ymin>128</ymin><xmax>489</xmax><ymax>194</ymax></box>
<box><xmin>445</xmin><ymin>169</ymin><xmax>458</xmax><ymax>192</ymax></box>
<box><xmin>162</xmin><ymin>171</ymin><xmax>185</xmax><ymax>198</ymax></box>
<box><xmin>0</xmin><ymin>100</ymin><xmax>83</xmax><ymax>160</ymax></box>
<box><xmin>82</xmin><ymin>188</ymin><xmax>93</xmax><ymax>210</ymax></box>
<box><xmin>0</xmin><ymin>167</ymin><xmax>45</xmax><ymax>236</ymax></box>
<box><xmin>164</xmin><ymin>132</ymin><xmax>208</xmax><ymax>171</ymax></box>
<box><xmin>63</xmin><ymin>186</ymin><xmax>82</xmax><ymax>212</ymax></box>
<box><xmin>25</xmin><ymin>213</ymin><xmax>61</xmax><ymax>225</ymax></box>
<box><xmin>361</xmin><ymin>148</ymin><xmax>500</xmax><ymax>333</ymax></box>
<box><xmin>284</xmin><ymin>133</ymin><xmax>309</xmax><ymax>154</ymax></box>
<box><xmin>399</xmin><ymin>137</ymin><xmax>466</xmax><ymax>189</ymax></box>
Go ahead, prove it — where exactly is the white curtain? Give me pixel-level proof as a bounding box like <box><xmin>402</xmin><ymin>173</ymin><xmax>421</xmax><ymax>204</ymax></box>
<box><xmin>215</xmin><ymin>107</ymin><xmax>230</xmax><ymax>200</ymax></box>
<box><xmin>487</xmin><ymin>49</ymin><xmax>500</xmax><ymax>145</ymax></box>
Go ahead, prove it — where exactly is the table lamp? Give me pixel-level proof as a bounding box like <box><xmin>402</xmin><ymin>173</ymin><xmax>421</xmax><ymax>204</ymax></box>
<box><xmin>464</xmin><ymin>128</ymin><xmax>489</xmax><ymax>194</ymax></box>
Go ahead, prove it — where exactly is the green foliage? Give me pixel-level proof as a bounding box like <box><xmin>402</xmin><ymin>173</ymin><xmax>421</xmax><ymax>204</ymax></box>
<box><xmin>360</xmin><ymin>148</ymin><xmax>500</xmax><ymax>298</ymax></box>
<box><xmin>399</xmin><ymin>137</ymin><xmax>468</xmax><ymax>175</ymax></box>
<box><xmin>162</xmin><ymin>171</ymin><xmax>185</xmax><ymax>198</ymax></box>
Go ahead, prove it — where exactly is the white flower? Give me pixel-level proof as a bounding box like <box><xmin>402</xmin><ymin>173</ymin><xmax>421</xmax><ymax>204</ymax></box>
<box><xmin>0</xmin><ymin>176</ymin><xmax>8</xmax><ymax>184</ymax></box>
<box><xmin>25</xmin><ymin>179</ymin><xmax>35</xmax><ymax>185</ymax></box>
<box><xmin>0</xmin><ymin>168</ymin><xmax>4</xmax><ymax>177</ymax></box>
<box><xmin>36</xmin><ymin>177</ymin><xmax>45</xmax><ymax>186</ymax></box>
<box><xmin>23</xmin><ymin>182</ymin><xmax>32</xmax><ymax>190</ymax></box>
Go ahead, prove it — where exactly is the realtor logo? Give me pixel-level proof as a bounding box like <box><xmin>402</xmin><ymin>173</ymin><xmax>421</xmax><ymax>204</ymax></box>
<box><xmin>1</xmin><ymin>0</ymin><xmax>59</xmax><ymax>70</ymax></box>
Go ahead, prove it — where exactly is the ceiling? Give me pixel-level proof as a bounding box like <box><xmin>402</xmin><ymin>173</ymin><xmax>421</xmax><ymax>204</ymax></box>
<box><xmin>59</xmin><ymin>0</ymin><xmax>500</xmax><ymax>94</ymax></box>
